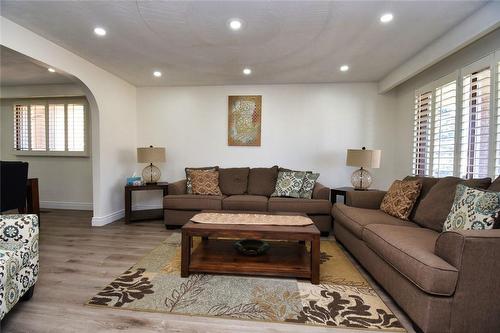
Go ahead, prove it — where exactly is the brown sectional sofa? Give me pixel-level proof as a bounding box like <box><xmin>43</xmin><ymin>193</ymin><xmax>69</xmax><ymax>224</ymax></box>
<box><xmin>164</xmin><ymin>166</ymin><xmax>332</xmax><ymax>234</ymax></box>
<box><xmin>332</xmin><ymin>176</ymin><xmax>500</xmax><ymax>333</ymax></box>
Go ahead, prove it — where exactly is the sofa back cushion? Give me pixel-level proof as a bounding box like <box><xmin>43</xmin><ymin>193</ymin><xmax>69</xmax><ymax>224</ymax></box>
<box><xmin>413</xmin><ymin>176</ymin><xmax>491</xmax><ymax>231</ymax></box>
<box><xmin>218</xmin><ymin>167</ymin><xmax>250</xmax><ymax>195</ymax></box>
<box><xmin>489</xmin><ymin>175</ymin><xmax>500</xmax><ymax>191</ymax></box>
<box><xmin>247</xmin><ymin>166</ymin><xmax>279</xmax><ymax>196</ymax></box>
<box><xmin>404</xmin><ymin>176</ymin><xmax>440</xmax><ymax>220</ymax></box>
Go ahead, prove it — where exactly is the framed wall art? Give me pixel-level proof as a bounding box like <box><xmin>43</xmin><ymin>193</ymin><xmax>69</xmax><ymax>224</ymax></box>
<box><xmin>228</xmin><ymin>95</ymin><xmax>262</xmax><ymax>146</ymax></box>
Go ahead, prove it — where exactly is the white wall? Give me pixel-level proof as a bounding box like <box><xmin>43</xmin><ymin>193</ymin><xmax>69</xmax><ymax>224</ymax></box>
<box><xmin>1</xmin><ymin>17</ymin><xmax>137</xmax><ymax>225</ymax></box>
<box><xmin>0</xmin><ymin>94</ymin><xmax>93</xmax><ymax>210</ymax></box>
<box><xmin>135</xmin><ymin>83</ymin><xmax>397</xmax><ymax>207</ymax></box>
<box><xmin>394</xmin><ymin>28</ymin><xmax>500</xmax><ymax>179</ymax></box>
<box><xmin>0</xmin><ymin>83</ymin><xmax>84</xmax><ymax>99</ymax></box>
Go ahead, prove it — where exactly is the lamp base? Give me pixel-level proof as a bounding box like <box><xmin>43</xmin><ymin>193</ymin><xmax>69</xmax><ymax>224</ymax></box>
<box><xmin>142</xmin><ymin>163</ymin><xmax>161</xmax><ymax>184</ymax></box>
<box><xmin>351</xmin><ymin>167</ymin><xmax>372</xmax><ymax>190</ymax></box>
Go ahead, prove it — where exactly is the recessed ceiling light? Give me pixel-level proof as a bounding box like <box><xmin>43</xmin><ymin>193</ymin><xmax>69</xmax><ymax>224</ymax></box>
<box><xmin>153</xmin><ymin>71</ymin><xmax>162</xmax><ymax>77</ymax></box>
<box><xmin>243</xmin><ymin>68</ymin><xmax>252</xmax><ymax>75</ymax></box>
<box><xmin>228</xmin><ymin>18</ymin><xmax>243</xmax><ymax>31</ymax></box>
<box><xmin>94</xmin><ymin>27</ymin><xmax>106</xmax><ymax>36</ymax></box>
<box><xmin>380</xmin><ymin>13</ymin><xmax>393</xmax><ymax>23</ymax></box>
<box><xmin>47</xmin><ymin>67</ymin><xmax>56</xmax><ymax>73</ymax></box>
<box><xmin>340</xmin><ymin>65</ymin><xmax>349</xmax><ymax>72</ymax></box>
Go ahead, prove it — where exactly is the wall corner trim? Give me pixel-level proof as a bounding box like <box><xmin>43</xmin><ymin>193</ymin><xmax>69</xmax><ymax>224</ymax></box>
<box><xmin>91</xmin><ymin>209</ymin><xmax>124</xmax><ymax>227</ymax></box>
<box><xmin>40</xmin><ymin>201</ymin><xmax>93</xmax><ymax>211</ymax></box>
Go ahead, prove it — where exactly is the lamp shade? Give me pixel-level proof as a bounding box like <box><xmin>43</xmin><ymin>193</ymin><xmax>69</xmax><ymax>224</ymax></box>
<box><xmin>137</xmin><ymin>146</ymin><xmax>166</xmax><ymax>163</ymax></box>
<box><xmin>346</xmin><ymin>148</ymin><xmax>381</xmax><ymax>169</ymax></box>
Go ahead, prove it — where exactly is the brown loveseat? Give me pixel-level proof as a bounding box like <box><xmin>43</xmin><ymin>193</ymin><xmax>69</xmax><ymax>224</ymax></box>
<box><xmin>164</xmin><ymin>166</ymin><xmax>332</xmax><ymax>234</ymax></box>
<box><xmin>332</xmin><ymin>176</ymin><xmax>500</xmax><ymax>333</ymax></box>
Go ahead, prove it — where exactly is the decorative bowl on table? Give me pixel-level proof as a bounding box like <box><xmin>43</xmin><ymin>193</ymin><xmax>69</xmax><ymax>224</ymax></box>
<box><xmin>234</xmin><ymin>239</ymin><xmax>270</xmax><ymax>256</ymax></box>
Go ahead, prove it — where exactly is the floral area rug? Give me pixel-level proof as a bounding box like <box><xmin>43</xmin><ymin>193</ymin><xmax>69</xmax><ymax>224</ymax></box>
<box><xmin>87</xmin><ymin>234</ymin><xmax>405</xmax><ymax>331</ymax></box>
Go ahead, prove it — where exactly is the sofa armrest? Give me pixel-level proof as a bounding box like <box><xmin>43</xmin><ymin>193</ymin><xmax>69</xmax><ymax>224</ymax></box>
<box><xmin>435</xmin><ymin>229</ymin><xmax>500</xmax><ymax>268</ymax></box>
<box><xmin>168</xmin><ymin>179</ymin><xmax>187</xmax><ymax>195</ymax></box>
<box><xmin>345</xmin><ymin>190</ymin><xmax>386</xmax><ymax>209</ymax></box>
<box><xmin>0</xmin><ymin>214</ymin><xmax>39</xmax><ymax>250</ymax></box>
<box><xmin>435</xmin><ymin>229</ymin><xmax>500</xmax><ymax>332</ymax></box>
<box><xmin>312</xmin><ymin>182</ymin><xmax>330</xmax><ymax>200</ymax></box>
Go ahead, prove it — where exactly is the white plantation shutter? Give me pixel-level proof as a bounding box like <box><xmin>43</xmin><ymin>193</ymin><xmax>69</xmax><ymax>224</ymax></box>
<box><xmin>30</xmin><ymin>104</ymin><xmax>46</xmax><ymax>151</ymax></box>
<box><xmin>496</xmin><ymin>61</ymin><xmax>500</xmax><ymax>176</ymax></box>
<box><xmin>67</xmin><ymin>103</ymin><xmax>85</xmax><ymax>151</ymax></box>
<box><xmin>460</xmin><ymin>67</ymin><xmax>491</xmax><ymax>179</ymax></box>
<box><xmin>432</xmin><ymin>80</ymin><xmax>457</xmax><ymax>177</ymax></box>
<box><xmin>413</xmin><ymin>91</ymin><xmax>432</xmax><ymax>176</ymax></box>
<box><xmin>11</xmin><ymin>99</ymin><xmax>88</xmax><ymax>155</ymax></box>
<box><xmin>48</xmin><ymin>104</ymin><xmax>65</xmax><ymax>151</ymax></box>
<box><xmin>13</xmin><ymin>104</ymin><xmax>29</xmax><ymax>150</ymax></box>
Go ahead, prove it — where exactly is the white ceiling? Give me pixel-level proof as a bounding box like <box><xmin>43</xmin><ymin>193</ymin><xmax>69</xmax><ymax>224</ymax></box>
<box><xmin>0</xmin><ymin>1</ymin><xmax>489</xmax><ymax>87</ymax></box>
<box><xmin>0</xmin><ymin>46</ymin><xmax>74</xmax><ymax>86</ymax></box>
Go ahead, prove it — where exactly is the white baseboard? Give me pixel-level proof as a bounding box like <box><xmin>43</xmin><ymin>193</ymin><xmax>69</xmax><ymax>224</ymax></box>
<box><xmin>41</xmin><ymin>201</ymin><xmax>93</xmax><ymax>210</ymax></box>
<box><xmin>91</xmin><ymin>209</ymin><xmax>124</xmax><ymax>226</ymax></box>
<box><xmin>132</xmin><ymin>204</ymin><xmax>163</xmax><ymax>210</ymax></box>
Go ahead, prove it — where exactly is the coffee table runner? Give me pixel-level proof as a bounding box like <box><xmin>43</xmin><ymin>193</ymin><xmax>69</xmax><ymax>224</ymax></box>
<box><xmin>191</xmin><ymin>212</ymin><xmax>313</xmax><ymax>226</ymax></box>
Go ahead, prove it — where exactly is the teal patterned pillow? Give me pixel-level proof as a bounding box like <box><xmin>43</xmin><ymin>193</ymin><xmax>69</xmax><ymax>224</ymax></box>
<box><xmin>443</xmin><ymin>184</ymin><xmax>500</xmax><ymax>231</ymax></box>
<box><xmin>271</xmin><ymin>171</ymin><xmax>306</xmax><ymax>198</ymax></box>
<box><xmin>299</xmin><ymin>173</ymin><xmax>320</xmax><ymax>199</ymax></box>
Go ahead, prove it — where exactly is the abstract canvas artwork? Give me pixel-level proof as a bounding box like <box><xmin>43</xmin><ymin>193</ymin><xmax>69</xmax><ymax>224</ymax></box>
<box><xmin>228</xmin><ymin>95</ymin><xmax>262</xmax><ymax>146</ymax></box>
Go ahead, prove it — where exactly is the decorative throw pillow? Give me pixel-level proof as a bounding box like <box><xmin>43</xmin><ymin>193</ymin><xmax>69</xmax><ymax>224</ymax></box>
<box><xmin>443</xmin><ymin>184</ymin><xmax>500</xmax><ymax>231</ymax></box>
<box><xmin>185</xmin><ymin>166</ymin><xmax>218</xmax><ymax>194</ymax></box>
<box><xmin>271</xmin><ymin>171</ymin><xmax>306</xmax><ymax>198</ymax></box>
<box><xmin>380</xmin><ymin>180</ymin><xmax>422</xmax><ymax>220</ymax></box>
<box><xmin>189</xmin><ymin>170</ymin><xmax>222</xmax><ymax>196</ymax></box>
<box><xmin>299</xmin><ymin>173</ymin><xmax>320</xmax><ymax>199</ymax></box>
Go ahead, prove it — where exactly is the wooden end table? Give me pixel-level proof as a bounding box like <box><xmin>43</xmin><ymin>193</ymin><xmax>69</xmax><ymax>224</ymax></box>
<box><xmin>181</xmin><ymin>215</ymin><xmax>320</xmax><ymax>284</ymax></box>
<box><xmin>331</xmin><ymin>186</ymin><xmax>378</xmax><ymax>204</ymax></box>
<box><xmin>124</xmin><ymin>182</ymin><xmax>168</xmax><ymax>223</ymax></box>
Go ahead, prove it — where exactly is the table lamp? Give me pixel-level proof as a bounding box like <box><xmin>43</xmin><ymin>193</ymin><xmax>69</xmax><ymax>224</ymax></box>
<box><xmin>137</xmin><ymin>146</ymin><xmax>166</xmax><ymax>184</ymax></box>
<box><xmin>346</xmin><ymin>147</ymin><xmax>381</xmax><ymax>190</ymax></box>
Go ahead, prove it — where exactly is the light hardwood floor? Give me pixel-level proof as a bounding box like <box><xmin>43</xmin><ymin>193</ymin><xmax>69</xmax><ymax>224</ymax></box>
<box><xmin>1</xmin><ymin>210</ymin><xmax>416</xmax><ymax>333</ymax></box>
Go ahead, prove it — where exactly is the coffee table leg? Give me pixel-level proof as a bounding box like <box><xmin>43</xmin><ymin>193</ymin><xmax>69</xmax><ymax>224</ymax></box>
<box><xmin>181</xmin><ymin>231</ymin><xmax>191</xmax><ymax>278</ymax></box>
<box><xmin>311</xmin><ymin>236</ymin><xmax>320</xmax><ymax>284</ymax></box>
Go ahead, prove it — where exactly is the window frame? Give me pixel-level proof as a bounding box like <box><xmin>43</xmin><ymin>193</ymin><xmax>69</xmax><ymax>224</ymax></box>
<box><xmin>412</xmin><ymin>51</ymin><xmax>499</xmax><ymax>179</ymax></box>
<box><xmin>11</xmin><ymin>97</ymin><xmax>90</xmax><ymax>157</ymax></box>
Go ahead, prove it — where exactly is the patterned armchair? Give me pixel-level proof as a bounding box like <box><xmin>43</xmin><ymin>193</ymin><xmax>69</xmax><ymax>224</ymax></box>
<box><xmin>0</xmin><ymin>214</ymin><xmax>39</xmax><ymax>320</ymax></box>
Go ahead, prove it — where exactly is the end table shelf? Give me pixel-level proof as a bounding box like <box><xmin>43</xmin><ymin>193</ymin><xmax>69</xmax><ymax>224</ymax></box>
<box><xmin>124</xmin><ymin>182</ymin><xmax>168</xmax><ymax>223</ymax></box>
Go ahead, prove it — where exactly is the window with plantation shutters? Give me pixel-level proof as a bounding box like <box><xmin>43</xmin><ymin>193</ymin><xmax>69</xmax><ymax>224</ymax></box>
<box><xmin>413</xmin><ymin>91</ymin><xmax>432</xmax><ymax>176</ymax></box>
<box><xmin>432</xmin><ymin>80</ymin><xmax>457</xmax><ymax>177</ymax></box>
<box><xmin>11</xmin><ymin>99</ymin><xmax>88</xmax><ymax>156</ymax></box>
<box><xmin>460</xmin><ymin>67</ymin><xmax>491</xmax><ymax>179</ymax></box>
<box><xmin>412</xmin><ymin>53</ymin><xmax>499</xmax><ymax>180</ymax></box>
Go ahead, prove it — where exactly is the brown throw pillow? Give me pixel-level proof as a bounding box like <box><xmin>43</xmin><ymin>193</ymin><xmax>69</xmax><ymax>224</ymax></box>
<box><xmin>185</xmin><ymin>166</ymin><xmax>219</xmax><ymax>194</ymax></box>
<box><xmin>189</xmin><ymin>170</ymin><xmax>222</xmax><ymax>196</ymax></box>
<box><xmin>380</xmin><ymin>180</ymin><xmax>422</xmax><ymax>220</ymax></box>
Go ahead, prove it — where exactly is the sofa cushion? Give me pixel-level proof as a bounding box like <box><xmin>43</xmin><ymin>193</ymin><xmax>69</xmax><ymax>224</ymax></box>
<box><xmin>363</xmin><ymin>224</ymin><xmax>459</xmax><ymax>296</ymax></box>
<box><xmin>332</xmin><ymin>204</ymin><xmax>419</xmax><ymax>239</ymax></box>
<box><xmin>268</xmin><ymin>197</ymin><xmax>331</xmax><ymax>215</ymax></box>
<box><xmin>222</xmin><ymin>195</ymin><xmax>268</xmax><ymax>211</ymax></box>
<box><xmin>413</xmin><ymin>177</ymin><xmax>491</xmax><ymax>232</ymax></box>
<box><xmin>488</xmin><ymin>175</ymin><xmax>500</xmax><ymax>191</ymax></box>
<box><xmin>219</xmin><ymin>167</ymin><xmax>250</xmax><ymax>195</ymax></box>
<box><xmin>380</xmin><ymin>180</ymin><xmax>422</xmax><ymax>220</ymax></box>
<box><xmin>163</xmin><ymin>194</ymin><xmax>224</xmax><ymax>211</ymax></box>
<box><xmin>247</xmin><ymin>166</ymin><xmax>279</xmax><ymax>196</ymax></box>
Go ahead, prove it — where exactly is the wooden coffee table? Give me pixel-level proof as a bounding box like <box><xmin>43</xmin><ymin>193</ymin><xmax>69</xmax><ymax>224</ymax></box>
<box><xmin>180</xmin><ymin>213</ymin><xmax>320</xmax><ymax>284</ymax></box>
